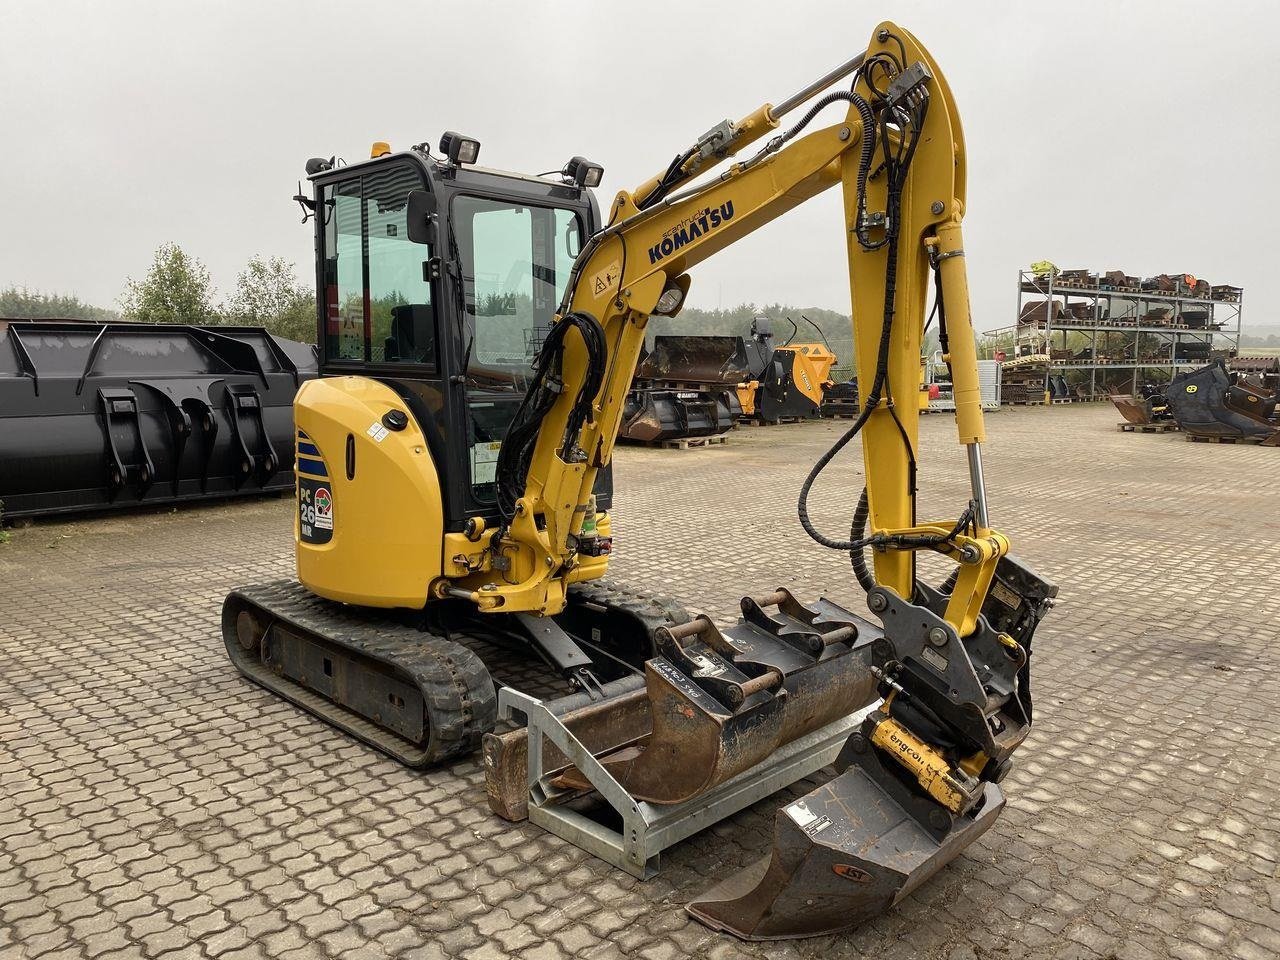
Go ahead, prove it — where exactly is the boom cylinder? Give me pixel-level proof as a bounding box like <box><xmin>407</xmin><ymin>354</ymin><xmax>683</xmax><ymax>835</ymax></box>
<box><xmin>934</xmin><ymin>220</ymin><xmax>985</xmax><ymax>446</ymax></box>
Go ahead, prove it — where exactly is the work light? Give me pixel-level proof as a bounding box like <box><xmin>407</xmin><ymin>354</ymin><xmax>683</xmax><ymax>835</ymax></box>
<box><xmin>440</xmin><ymin>131</ymin><xmax>481</xmax><ymax>165</ymax></box>
<box><xmin>563</xmin><ymin>156</ymin><xmax>604</xmax><ymax>189</ymax></box>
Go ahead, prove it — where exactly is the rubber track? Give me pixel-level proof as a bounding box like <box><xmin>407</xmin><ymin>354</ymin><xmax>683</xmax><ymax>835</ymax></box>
<box><xmin>223</xmin><ymin>580</ymin><xmax>496</xmax><ymax>768</ymax></box>
<box><xmin>566</xmin><ymin>577</ymin><xmax>692</xmax><ymax>654</ymax></box>
<box><xmin>223</xmin><ymin>578</ymin><xmax>690</xmax><ymax>769</ymax></box>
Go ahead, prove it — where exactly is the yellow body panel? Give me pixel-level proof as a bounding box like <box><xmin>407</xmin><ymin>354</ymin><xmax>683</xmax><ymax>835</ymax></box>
<box><xmin>787</xmin><ymin>343</ymin><xmax>837</xmax><ymax>406</ymax></box>
<box><xmin>294</xmin><ymin>377</ymin><xmax>444</xmax><ymax>608</ymax></box>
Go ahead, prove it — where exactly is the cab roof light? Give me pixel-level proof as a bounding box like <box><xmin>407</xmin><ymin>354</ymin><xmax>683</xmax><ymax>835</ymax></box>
<box><xmin>370</xmin><ymin>141</ymin><xmax>391</xmax><ymax>158</ymax></box>
<box><xmin>440</xmin><ymin>131</ymin><xmax>481</xmax><ymax>165</ymax></box>
<box><xmin>563</xmin><ymin>156</ymin><xmax>604</xmax><ymax>189</ymax></box>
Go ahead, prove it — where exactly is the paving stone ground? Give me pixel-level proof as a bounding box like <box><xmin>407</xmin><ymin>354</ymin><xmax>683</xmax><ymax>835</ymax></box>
<box><xmin>3</xmin><ymin>404</ymin><xmax>1279</xmax><ymax>960</ymax></box>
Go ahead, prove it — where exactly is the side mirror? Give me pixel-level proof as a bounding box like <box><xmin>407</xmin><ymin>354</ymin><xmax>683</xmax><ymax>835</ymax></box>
<box><xmin>407</xmin><ymin>189</ymin><xmax>437</xmax><ymax>245</ymax></box>
<box><xmin>564</xmin><ymin>220</ymin><xmax>581</xmax><ymax>258</ymax></box>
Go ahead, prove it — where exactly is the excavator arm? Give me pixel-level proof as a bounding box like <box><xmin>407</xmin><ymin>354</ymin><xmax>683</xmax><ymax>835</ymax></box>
<box><xmin>443</xmin><ymin>21</ymin><xmax>1021</xmax><ymax>647</ymax></box>
<box><xmin>471</xmin><ymin>21</ymin><xmax>1057</xmax><ymax>938</ymax></box>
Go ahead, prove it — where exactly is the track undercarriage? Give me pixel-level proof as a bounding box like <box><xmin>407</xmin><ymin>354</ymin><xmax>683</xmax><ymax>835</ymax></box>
<box><xmin>222</xmin><ymin>578</ymin><xmax>689</xmax><ymax>767</ymax></box>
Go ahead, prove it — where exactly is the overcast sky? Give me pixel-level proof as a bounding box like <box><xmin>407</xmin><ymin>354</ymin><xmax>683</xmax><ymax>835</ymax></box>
<box><xmin>2</xmin><ymin>0</ymin><xmax>1276</xmax><ymax>332</ymax></box>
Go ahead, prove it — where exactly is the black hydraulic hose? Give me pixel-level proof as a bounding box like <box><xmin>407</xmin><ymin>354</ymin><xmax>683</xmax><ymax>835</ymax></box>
<box><xmin>637</xmin><ymin>146</ymin><xmax>697</xmax><ymax>211</ymax></box>
<box><xmin>849</xmin><ymin>488</ymin><xmax>875</xmax><ymax>592</ymax></box>
<box><xmin>495</xmin><ymin>311</ymin><xmax>606</xmax><ymax>523</ymax></box>
<box><xmin>796</xmin><ymin>227</ymin><xmax>901</xmax><ymax>551</ymax></box>
<box><xmin>797</xmin><ymin>85</ymin><xmax>931</xmax><ymax>554</ymax></box>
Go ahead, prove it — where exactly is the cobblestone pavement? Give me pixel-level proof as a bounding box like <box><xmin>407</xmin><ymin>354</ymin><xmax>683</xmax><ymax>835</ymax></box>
<box><xmin>3</xmin><ymin>404</ymin><xmax>1279</xmax><ymax>960</ymax></box>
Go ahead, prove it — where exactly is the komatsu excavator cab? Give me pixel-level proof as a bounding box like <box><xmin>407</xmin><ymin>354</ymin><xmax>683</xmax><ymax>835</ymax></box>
<box><xmin>294</xmin><ymin>143</ymin><xmax>613</xmax><ymax>607</ymax></box>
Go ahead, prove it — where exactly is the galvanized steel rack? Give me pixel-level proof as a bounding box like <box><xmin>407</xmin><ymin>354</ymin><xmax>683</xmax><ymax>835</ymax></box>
<box><xmin>987</xmin><ymin>270</ymin><xmax>1243</xmax><ymax>401</ymax></box>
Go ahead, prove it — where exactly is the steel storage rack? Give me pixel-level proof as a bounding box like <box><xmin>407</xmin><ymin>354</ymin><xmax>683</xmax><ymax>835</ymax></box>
<box><xmin>988</xmin><ymin>269</ymin><xmax>1243</xmax><ymax>403</ymax></box>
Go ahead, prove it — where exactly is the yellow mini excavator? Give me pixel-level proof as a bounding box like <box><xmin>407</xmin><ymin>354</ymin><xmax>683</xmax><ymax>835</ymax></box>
<box><xmin>223</xmin><ymin>21</ymin><xmax>1056</xmax><ymax>939</ymax></box>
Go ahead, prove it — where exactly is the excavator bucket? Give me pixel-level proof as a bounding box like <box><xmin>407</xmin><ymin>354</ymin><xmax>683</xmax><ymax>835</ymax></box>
<box><xmin>1110</xmin><ymin>393</ymin><xmax>1154</xmax><ymax>425</ymax></box>
<box><xmin>1167</xmin><ymin>360</ymin><xmax>1280</xmax><ymax>443</ymax></box>
<box><xmin>619</xmin><ymin>335</ymin><xmax>750</xmax><ymax>442</ymax></box>
<box><xmin>0</xmin><ymin>319</ymin><xmax>316</xmax><ymax>519</ymax></box>
<box><xmin>484</xmin><ymin>589</ymin><xmax>884</xmax><ymax>815</ymax></box>
<box><xmin>546</xmin><ymin>591</ymin><xmax>881</xmax><ymax>804</ymax></box>
<box><xmin>687</xmin><ymin>764</ymin><xmax>1004</xmax><ymax>939</ymax></box>
<box><xmin>619</xmin><ymin>387</ymin><xmax>738</xmax><ymax>442</ymax></box>
<box><xmin>637</xmin><ymin>335</ymin><xmax>753</xmax><ymax>384</ymax></box>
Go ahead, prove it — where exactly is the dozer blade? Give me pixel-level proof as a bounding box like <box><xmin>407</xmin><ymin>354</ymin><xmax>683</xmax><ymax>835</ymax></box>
<box><xmin>547</xmin><ymin>590</ymin><xmax>884</xmax><ymax>805</ymax></box>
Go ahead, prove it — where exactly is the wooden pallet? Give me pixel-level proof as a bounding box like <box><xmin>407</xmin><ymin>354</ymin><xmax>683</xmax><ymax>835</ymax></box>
<box><xmin>1185</xmin><ymin>433</ymin><xmax>1277</xmax><ymax>446</ymax></box>
<box><xmin>1117</xmin><ymin>421</ymin><xmax>1179</xmax><ymax>433</ymax></box>
<box><xmin>736</xmin><ymin>416</ymin><xmax>812</xmax><ymax>427</ymax></box>
<box><xmin>647</xmin><ymin>433</ymin><xmax>730</xmax><ymax>450</ymax></box>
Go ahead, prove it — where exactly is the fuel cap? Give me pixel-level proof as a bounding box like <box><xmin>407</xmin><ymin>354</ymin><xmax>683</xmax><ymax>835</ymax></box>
<box><xmin>382</xmin><ymin>409</ymin><xmax>409</xmax><ymax>431</ymax></box>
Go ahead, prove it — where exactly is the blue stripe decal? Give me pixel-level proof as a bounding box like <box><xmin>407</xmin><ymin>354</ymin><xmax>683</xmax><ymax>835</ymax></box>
<box><xmin>297</xmin><ymin>457</ymin><xmax>328</xmax><ymax>477</ymax></box>
<box><xmin>297</xmin><ymin>429</ymin><xmax>310</xmax><ymax>440</ymax></box>
<box><xmin>297</xmin><ymin>441</ymin><xmax>321</xmax><ymax>458</ymax></box>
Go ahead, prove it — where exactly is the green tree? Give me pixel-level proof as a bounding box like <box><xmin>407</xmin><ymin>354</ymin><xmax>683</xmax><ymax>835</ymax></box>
<box><xmin>222</xmin><ymin>256</ymin><xmax>315</xmax><ymax>342</ymax></box>
<box><xmin>0</xmin><ymin>286</ymin><xmax>117</xmax><ymax>321</ymax></box>
<box><xmin>120</xmin><ymin>243</ymin><xmax>216</xmax><ymax>324</ymax></box>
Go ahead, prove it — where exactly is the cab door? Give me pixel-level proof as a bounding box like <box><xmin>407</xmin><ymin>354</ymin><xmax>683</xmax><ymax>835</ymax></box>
<box><xmin>317</xmin><ymin>162</ymin><xmax>455</xmax><ymax>505</ymax></box>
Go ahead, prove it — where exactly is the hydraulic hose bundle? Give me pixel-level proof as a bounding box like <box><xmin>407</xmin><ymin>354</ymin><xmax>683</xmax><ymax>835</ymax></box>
<box><xmin>494</xmin><ymin>311</ymin><xmax>606</xmax><ymax>522</ymax></box>
<box><xmin>793</xmin><ymin>49</ymin><xmax>948</xmax><ymax>589</ymax></box>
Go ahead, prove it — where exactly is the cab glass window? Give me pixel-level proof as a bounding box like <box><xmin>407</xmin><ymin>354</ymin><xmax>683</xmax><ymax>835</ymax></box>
<box><xmin>321</xmin><ymin>164</ymin><xmax>435</xmax><ymax>366</ymax></box>
<box><xmin>453</xmin><ymin>196</ymin><xmax>580</xmax><ymax>390</ymax></box>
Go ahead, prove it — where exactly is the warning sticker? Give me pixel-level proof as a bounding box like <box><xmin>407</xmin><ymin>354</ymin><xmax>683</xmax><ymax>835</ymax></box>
<box><xmin>589</xmin><ymin>259</ymin><xmax>621</xmax><ymax>298</ymax></box>
<box><xmin>471</xmin><ymin>441</ymin><xmax>502</xmax><ymax>485</ymax></box>
<box><xmin>367</xmin><ymin>421</ymin><xmax>389</xmax><ymax>443</ymax></box>
<box><xmin>313</xmin><ymin>487</ymin><xmax>333</xmax><ymax>530</ymax></box>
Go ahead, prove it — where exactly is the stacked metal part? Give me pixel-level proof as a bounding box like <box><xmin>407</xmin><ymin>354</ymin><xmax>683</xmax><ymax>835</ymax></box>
<box><xmin>1166</xmin><ymin>360</ymin><xmax>1279</xmax><ymax>444</ymax></box>
<box><xmin>0</xmin><ymin>319</ymin><xmax>317</xmax><ymax>519</ymax></box>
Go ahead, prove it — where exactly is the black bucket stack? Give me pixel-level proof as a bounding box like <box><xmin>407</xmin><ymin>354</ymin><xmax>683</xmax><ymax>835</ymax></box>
<box><xmin>0</xmin><ymin>319</ymin><xmax>317</xmax><ymax>519</ymax></box>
